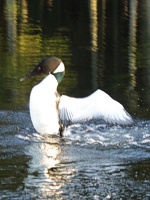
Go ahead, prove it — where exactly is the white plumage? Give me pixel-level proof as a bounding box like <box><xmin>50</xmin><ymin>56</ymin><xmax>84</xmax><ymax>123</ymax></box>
<box><xmin>30</xmin><ymin>75</ymin><xmax>60</xmax><ymax>134</ymax></box>
<box><xmin>21</xmin><ymin>57</ymin><xmax>134</xmax><ymax>135</ymax></box>
<box><xmin>59</xmin><ymin>90</ymin><xmax>134</xmax><ymax>126</ymax></box>
<box><xmin>29</xmin><ymin>74</ymin><xmax>134</xmax><ymax>135</ymax></box>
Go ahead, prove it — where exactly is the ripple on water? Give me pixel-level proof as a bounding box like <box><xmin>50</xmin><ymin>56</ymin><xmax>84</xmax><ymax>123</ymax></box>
<box><xmin>62</xmin><ymin>121</ymin><xmax>150</xmax><ymax>150</ymax></box>
<box><xmin>1</xmin><ymin>110</ymin><xmax>150</xmax><ymax>199</ymax></box>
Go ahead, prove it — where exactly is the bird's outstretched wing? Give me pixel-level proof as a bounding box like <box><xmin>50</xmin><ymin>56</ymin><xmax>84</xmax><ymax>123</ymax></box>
<box><xmin>59</xmin><ymin>89</ymin><xmax>134</xmax><ymax>126</ymax></box>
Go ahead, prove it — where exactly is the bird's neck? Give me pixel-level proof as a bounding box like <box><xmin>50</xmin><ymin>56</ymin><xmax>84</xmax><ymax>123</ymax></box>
<box><xmin>39</xmin><ymin>74</ymin><xmax>58</xmax><ymax>91</ymax></box>
<box><xmin>53</xmin><ymin>71</ymin><xmax>65</xmax><ymax>83</ymax></box>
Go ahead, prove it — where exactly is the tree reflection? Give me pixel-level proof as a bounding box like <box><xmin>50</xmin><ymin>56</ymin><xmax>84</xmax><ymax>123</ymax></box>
<box><xmin>0</xmin><ymin>0</ymin><xmax>150</xmax><ymax>118</ymax></box>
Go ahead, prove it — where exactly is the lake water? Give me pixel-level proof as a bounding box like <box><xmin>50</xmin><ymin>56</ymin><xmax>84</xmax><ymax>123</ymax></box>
<box><xmin>0</xmin><ymin>0</ymin><xmax>150</xmax><ymax>199</ymax></box>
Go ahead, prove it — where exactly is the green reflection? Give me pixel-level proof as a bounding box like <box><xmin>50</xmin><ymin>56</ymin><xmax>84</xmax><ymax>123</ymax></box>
<box><xmin>0</xmin><ymin>0</ymin><xmax>150</xmax><ymax>119</ymax></box>
<box><xmin>0</xmin><ymin>1</ymin><xmax>150</xmax><ymax>198</ymax></box>
<box><xmin>0</xmin><ymin>0</ymin><xmax>77</xmax><ymax>110</ymax></box>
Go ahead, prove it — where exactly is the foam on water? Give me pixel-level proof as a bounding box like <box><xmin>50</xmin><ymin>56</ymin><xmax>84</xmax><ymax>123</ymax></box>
<box><xmin>60</xmin><ymin>121</ymin><xmax>150</xmax><ymax>150</ymax></box>
<box><xmin>1</xmin><ymin>110</ymin><xmax>150</xmax><ymax>199</ymax></box>
<box><xmin>12</xmin><ymin>113</ymin><xmax>149</xmax><ymax>151</ymax></box>
<box><xmin>1</xmin><ymin>110</ymin><xmax>149</xmax><ymax>152</ymax></box>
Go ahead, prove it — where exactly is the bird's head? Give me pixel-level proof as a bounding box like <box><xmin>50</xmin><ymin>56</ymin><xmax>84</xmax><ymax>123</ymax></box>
<box><xmin>20</xmin><ymin>56</ymin><xmax>65</xmax><ymax>83</ymax></box>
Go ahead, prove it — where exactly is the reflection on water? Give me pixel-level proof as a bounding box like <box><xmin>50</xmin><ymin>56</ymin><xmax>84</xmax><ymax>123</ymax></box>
<box><xmin>1</xmin><ymin>110</ymin><xmax>150</xmax><ymax>199</ymax></box>
<box><xmin>0</xmin><ymin>0</ymin><xmax>150</xmax><ymax>199</ymax></box>
<box><xmin>0</xmin><ymin>0</ymin><xmax>149</xmax><ymax>117</ymax></box>
<box><xmin>24</xmin><ymin>140</ymin><xmax>63</xmax><ymax>198</ymax></box>
<box><xmin>128</xmin><ymin>0</ymin><xmax>138</xmax><ymax>89</ymax></box>
<box><xmin>5</xmin><ymin>0</ymin><xmax>17</xmax><ymax>55</ymax></box>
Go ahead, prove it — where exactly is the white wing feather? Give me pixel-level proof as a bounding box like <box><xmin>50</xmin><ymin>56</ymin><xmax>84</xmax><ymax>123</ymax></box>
<box><xmin>59</xmin><ymin>89</ymin><xmax>134</xmax><ymax>126</ymax></box>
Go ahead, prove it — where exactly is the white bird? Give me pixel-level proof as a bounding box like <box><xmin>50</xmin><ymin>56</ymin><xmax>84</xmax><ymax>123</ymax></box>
<box><xmin>20</xmin><ymin>56</ymin><xmax>134</xmax><ymax>136</ymax></box>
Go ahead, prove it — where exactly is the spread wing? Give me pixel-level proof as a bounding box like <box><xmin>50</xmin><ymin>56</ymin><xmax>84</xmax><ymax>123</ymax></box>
<box><xmin>59</xmin><ymin>89</ymin><xmax>134</xmax><ymax>126</ymax></box>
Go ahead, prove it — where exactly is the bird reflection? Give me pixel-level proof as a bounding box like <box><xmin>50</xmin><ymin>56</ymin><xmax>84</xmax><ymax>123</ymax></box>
<box><xmin>23</xmin><ymin>136</ymin><xmax>74</xmax><ymax>198</ymax></box>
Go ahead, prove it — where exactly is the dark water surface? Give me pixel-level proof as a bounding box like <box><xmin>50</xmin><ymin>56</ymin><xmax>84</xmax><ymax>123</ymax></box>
<box><xmin>0</xmin><ymin>1</ymin><xmax>150</xmax><ymax>199</ymax></box>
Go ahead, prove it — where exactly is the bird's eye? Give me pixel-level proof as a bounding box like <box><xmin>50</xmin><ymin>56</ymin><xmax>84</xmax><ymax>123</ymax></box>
<box><xmin>37</xmin><ymin>66</ymin><xmax>41</xmax><ymax>71</ymax></box>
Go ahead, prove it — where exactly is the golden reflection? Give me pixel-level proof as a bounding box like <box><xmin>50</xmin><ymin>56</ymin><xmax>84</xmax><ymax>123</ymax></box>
<box><xmin>5</xmin><ymin>0</ymin><xmax>17</xmax><ymax>54</ymax></box>
<box><xmin>1</xmin><ymin>0</ymin><xmax>73</xmax><ymax>108</ymax></box>
<box><xmin>89</xmin><ymin>0</ymin><xmax>98</xmax><ymax>90</ymax></box>
<box><xmin>20</xmin><ymin>0</ymin><xmax>28</xmax><ymax>25</ymax></box>
<box><xmin>18</xmin><ymin>34</ymin><xmax>42</xmax><ymax>55</ymax></box>
<box><xmin>128</xmin><ymin>0</ymin><xmax>138</xmax><ymax>89</ymax></box>
<box><xmin>128</xmin><ymin>0</ymin><xmax>139</xmax><ymax>113</ymax></box>
<box><xmin>89</xmin><ymin>0</ymin><xmax>98</xmax><ymax>52</ymax></box>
